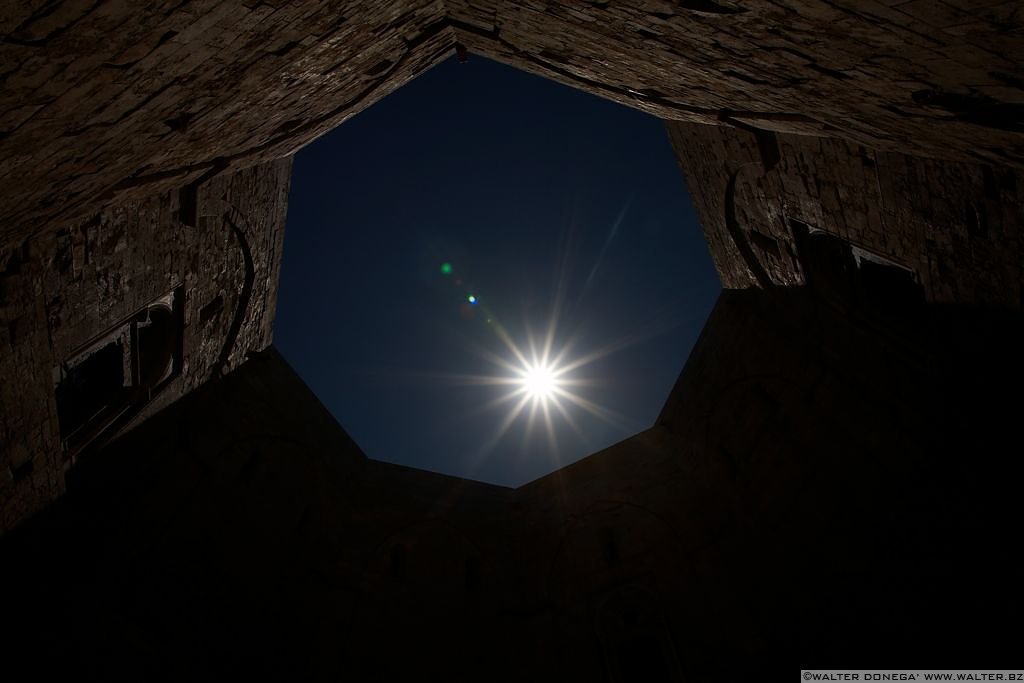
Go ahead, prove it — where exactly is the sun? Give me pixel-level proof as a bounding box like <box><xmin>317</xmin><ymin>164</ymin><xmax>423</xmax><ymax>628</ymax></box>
<box><xmin>521</xmin><ymin>364</ymin><xmax>558</xmax><ymax>400</ymax></box>
<box><xmin>440</xmin><ymin>315</ymin><xmax>639</xmax><ymax>461</ymax></box>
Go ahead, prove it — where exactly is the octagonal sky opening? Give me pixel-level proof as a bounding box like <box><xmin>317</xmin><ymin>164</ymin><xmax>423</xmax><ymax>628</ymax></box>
<box><xmin>275</xmin><ymin>55</ymin><xmax>720</xmax><ymax>487</ymax></box>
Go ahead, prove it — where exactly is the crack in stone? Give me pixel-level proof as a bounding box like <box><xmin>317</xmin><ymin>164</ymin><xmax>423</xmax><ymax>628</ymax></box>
<box><xmin>61</xmin><ymin>77</ymin><xmax>185</xmax><ymax>137</ymax></box>
<box><xmin>5</xmin><ymin>0</ymin><xmax>106</xmax><ymax>47</ymax></box>
<box><xmin>101</xmin><ymin>30</ymin><xmax>178</xmax><ymax>70</ymax></box>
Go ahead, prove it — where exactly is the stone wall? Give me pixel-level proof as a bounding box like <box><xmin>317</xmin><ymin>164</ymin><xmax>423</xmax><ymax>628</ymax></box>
<box><xmin>1</xmin><ymin>1</ymin><xmax>1022</xmax><ymax>674</ymax></box>
<box><xmin>2</xmin><ymin>287</ymin><xmax>1020</xmax><ymax>679</ymax></box>
<box><xmin>0</xmin><ymin>158</ymin><xmax>290</xmax><ymax>533</ymax></box>
<box><xmin>445</xmin><ymin>0</ymin><xmax>1024</xmax><ymax>169</ymax></box>
<box><xmin>3</xmin><ymin>1</ymin><xmax>1022</xmax><ymax>248</ymax></box>
<box><xmin>0</xmin><ymin>0</ymin><xmax>452</xmax><ymax>248</ymax></box>
<box><xmin>667</xmin><ymin>121</ymin><xmax>1024</xmax><ymax>308</ymax></box>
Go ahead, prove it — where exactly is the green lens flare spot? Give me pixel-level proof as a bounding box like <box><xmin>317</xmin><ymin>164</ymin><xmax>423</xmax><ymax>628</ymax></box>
<box><xmin>468</xmin><ymin>295</ymin><xmax>477</xmax><ymax>304</ymax></box>
<box><xmin>440</xmin><ymin>262</ymin><xmax>452</xmax><ymax>275</ymax></box>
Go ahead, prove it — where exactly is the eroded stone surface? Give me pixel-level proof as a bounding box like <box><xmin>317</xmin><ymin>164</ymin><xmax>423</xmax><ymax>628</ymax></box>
<box><xmin>2</xmin><ymin>1</ymin><xmax>1022</xmax><ymax>249</ymax></box>
<box><xmin>667</xmin><ymin>121</ymin><xmax>1024</xmax><ymax>308</ymax></box>
<box><xmin>0</xmin><ymin>158</ymin><xmax>290</xmax><ymax>532</ymax></box>
<box><xmin>449</xmin><ymin>0</ymin><xmax>1024</xmax><ymax>167</ymax></box>
<box><xmin>0</xmin><ymin>4</ymin><xmax>1021</xmax><ymax>672</ymax></box>
<box><xmin>0</xmin><ymin>0</ymin><xmax>452</xmax><ymax>248</ymax></box>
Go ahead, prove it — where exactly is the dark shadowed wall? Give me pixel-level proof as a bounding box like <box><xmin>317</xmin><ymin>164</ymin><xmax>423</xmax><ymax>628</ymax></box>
<box><xmin>2</xmin><ymin>282</ymin><xmax>1020</xmax><ymax>680</ymax></box>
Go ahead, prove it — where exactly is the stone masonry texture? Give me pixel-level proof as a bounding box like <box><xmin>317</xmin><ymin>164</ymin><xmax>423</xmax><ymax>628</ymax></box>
<box><xmin>0</xmin><ymin>0</ymin><xmax>1021</xmax><ymax>536</ymax></box>
<box><xmin>1</xmin><ymin>1</ymin><xmax>1022</xmax><ymax>250</ymax></box>
<box><xmin>666</xmin><ymin>120</ymin><xmax>1024</xmax><ymax>307</ymax></box>
<box><xmin>0</xmin><ymin>2</ymin><xmax>1022</xmax><ymax>676</ymax></box>
<box><xmin>0</xmin><ymin>0</ymin><xmax>453</xmax><ymax>248</ymax></box>
<box><xmin>0</xmin><ymin>158</ymin><xmax>290</xmax><ymax>532</ymax></box>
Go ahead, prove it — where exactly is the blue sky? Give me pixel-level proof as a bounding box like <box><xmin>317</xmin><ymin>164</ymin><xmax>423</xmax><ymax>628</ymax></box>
<box><xmin>274</xmin><ymin>55</ymin><xmax>720</xmax><ymax>486</ymax></box>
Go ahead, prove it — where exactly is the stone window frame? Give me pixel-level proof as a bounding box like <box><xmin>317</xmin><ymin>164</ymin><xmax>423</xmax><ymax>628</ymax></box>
<box><xmin>53</xmin><ymin>286</ymin><xmax>184</xmax><ymax>458</ymax></box>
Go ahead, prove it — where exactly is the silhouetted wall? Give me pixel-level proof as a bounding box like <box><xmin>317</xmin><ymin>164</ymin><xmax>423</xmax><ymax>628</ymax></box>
<box><xmin>3</xmin><ymin>286</ymin><xmax>1020</xmax><ymax>680</ymax></box>
<box><xmin>1</xmin><ymin>3</ymin><xmax>1022</xmax><ymax>675</ymax></box>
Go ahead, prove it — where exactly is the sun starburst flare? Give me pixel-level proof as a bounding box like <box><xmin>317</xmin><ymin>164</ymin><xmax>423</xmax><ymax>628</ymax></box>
<box><xmin>439</xmin><ymin>311</ymin><xmax>649</xmax><ymax>470</ymax></box>
<box><xmin>423</xmin><ymin>197</ymin><xmax>673</xmax><ymax>468</ymax></box>
<box><xmin>520</xmin><ymin>363</ymin><xmax>558</xmax><ymax>400</ymax></box>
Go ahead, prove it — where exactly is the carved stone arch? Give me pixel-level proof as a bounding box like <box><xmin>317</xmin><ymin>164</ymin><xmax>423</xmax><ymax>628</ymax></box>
<box><xmin>724</xmin><ymin>162</ymin><xmax>776</xmax><ymax>287</ymax></box>
<box><xmin>722</xmin><ymin>129</ymin><xmax>803</xmax><ymax>288</ymax></box>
